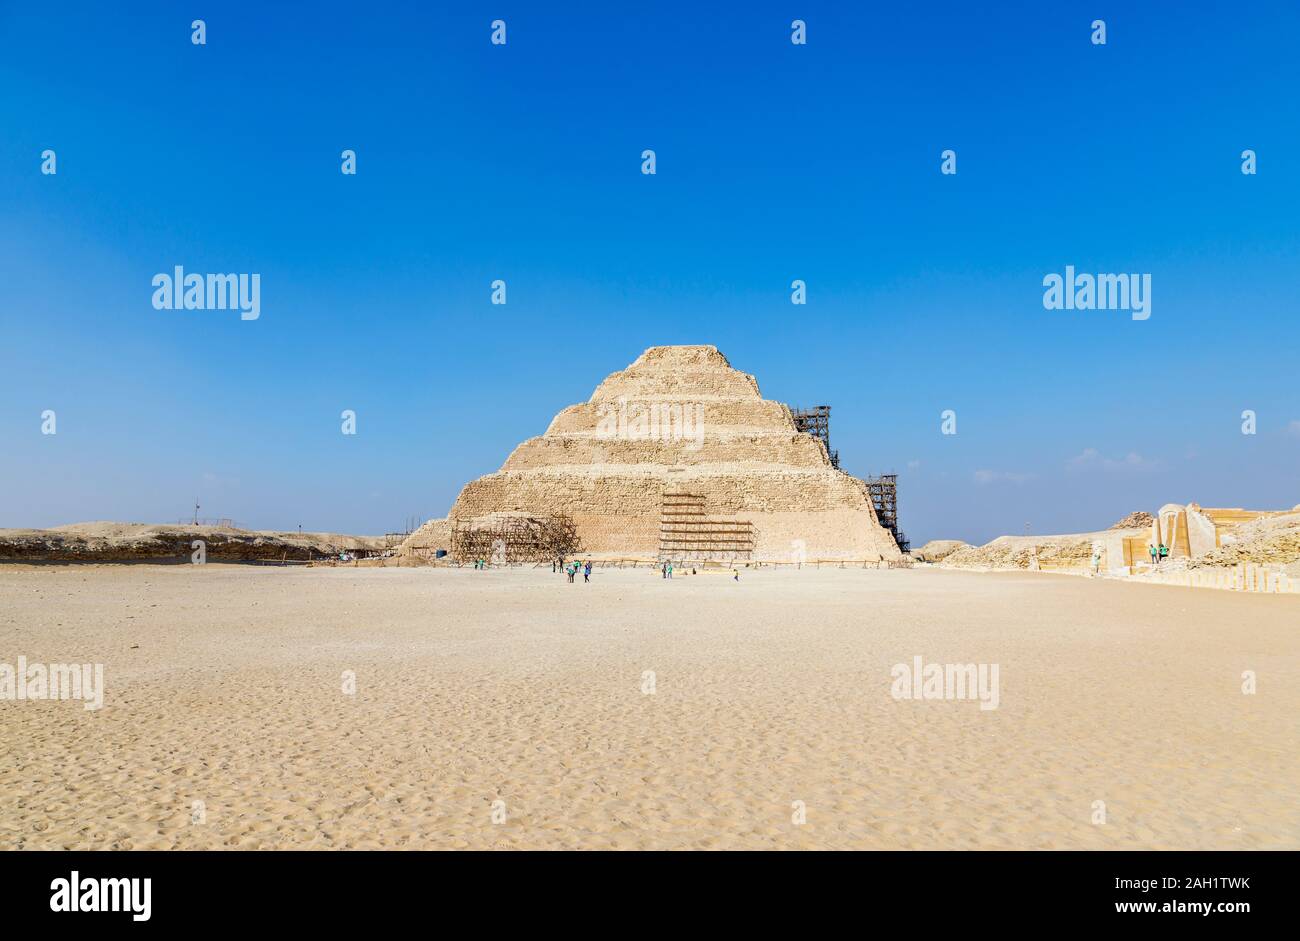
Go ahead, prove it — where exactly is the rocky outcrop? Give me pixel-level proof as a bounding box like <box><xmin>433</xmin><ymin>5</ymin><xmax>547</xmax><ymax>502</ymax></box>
<box><xmin>941</xmin><ymin>533</ymin><xmax>1105</xmax><ymax>571</ymax></box>
<box><xmin>1187</xmin><ymin>510</ymin><xmax>1300</xmax><ymax>570</ymax></box>
<box><xmin>911</xmin><ymin>539</ymin><xmax>970</xmax><ymax>563</ymax></box>
<box><xmin>1109</xmin><ymin>511</ymin><xmax>1156</xmax><ymax>530</ymax></box>
<box><xmin>0</xmin><ymin>523</ymin><xmax>383</xmax><ymax>563</ymax></box>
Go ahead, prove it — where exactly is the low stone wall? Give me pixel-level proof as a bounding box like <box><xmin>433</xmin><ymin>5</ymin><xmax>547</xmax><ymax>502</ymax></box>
<box><xmin>1143</xmin><ymin>563</ymin><xmax>1298</xmax><ymax>593</ymax></box>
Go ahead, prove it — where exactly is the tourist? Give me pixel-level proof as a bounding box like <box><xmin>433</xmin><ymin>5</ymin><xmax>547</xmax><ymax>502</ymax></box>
<box><xmin>667</xmin><ymin>562</ymin><xmax>673</xmax><ymax>579</ymax></box>
<box><xmin>733</xmin><ymin>568</ymin><xmax>739</xmax><ymax>581</ymax></box>
<box><xmin>1148</xmin><ymin>544</ymin><xmax>1157</xmax><ymax>566</ymax></box>
<box><xmin>1159</xmin><ymin>543</ymin><xmax>1169</xmax><ymax>564</ymax></box>
<box><xmin>661</xmin><ymin>562</ymin><xmax>667</xmax><ymax>579</ymax></box>
<box><xmin>583</xmin><ymin>561</ymin><xmax>591</xmax><ymax>583</ymax></box>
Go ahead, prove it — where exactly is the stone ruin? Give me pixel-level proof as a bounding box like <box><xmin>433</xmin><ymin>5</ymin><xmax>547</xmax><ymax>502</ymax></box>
<box><xmin>404</xmin><ymin>345</ymin><xmax>902</xmax><ymax>563</ymax></box>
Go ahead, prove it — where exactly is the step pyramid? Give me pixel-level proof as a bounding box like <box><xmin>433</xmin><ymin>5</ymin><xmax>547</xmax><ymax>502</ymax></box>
<box><xmin>434</xmin><ymin>345</ymin><xmax>901</xmax><ymax>562</ymax></box>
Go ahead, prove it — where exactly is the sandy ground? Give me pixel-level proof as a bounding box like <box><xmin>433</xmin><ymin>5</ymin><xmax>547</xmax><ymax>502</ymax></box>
<box><xmin>1</xmin><ymin>564</ymin><xmax>1297</xmax><ymax>850</ymax></box>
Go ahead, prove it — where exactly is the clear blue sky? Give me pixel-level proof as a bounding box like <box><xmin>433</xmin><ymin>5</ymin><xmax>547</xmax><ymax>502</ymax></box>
<box><xmin>2</xmin><ymin>1</ymin><xmax>1297</xmax><ymax>544</ymax></box>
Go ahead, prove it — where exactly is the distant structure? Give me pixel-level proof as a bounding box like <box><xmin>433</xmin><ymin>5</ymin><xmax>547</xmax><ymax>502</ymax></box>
<box><xmin>175</xmin><ymin>514</ymin><xmax>236</xmax><ymax>528</ymax></box>
<box><xmin>1106</xmin><ymin>503</ymin><xmax>1280</xmax><ymax>570</ymax></box>
<box><xmin>404</xmin><ymin>346</ymin><xmax>902</xmax><ymax>563</ymax></box>
<box><xmin>383</xmin><ymin>516</ymin><xmax>427</xmax><ymax>551</ymax></box>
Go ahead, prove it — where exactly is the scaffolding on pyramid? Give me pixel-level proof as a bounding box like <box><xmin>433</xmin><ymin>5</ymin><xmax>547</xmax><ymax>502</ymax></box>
<box><xmin>792</xmin><ymin>405</ymin><xmax>838</xmax><ymax>468</ymax></box>
<box><xmin>658</xmin><ymin>493</ymin><xmax>754</xmax><ymax>562</ymax></box>
<box><xmin>450</xmin><ymin>514</ymin><xmax>580</xmax><ymax>564</ymax></box>
<box><xmin>865</xmin><ymin>474</ymin><xmax>908</xmax><ymax>552</ymax></box>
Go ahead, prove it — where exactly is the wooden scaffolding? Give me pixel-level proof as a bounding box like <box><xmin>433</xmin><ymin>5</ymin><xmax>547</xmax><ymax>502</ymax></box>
<box><xmin>450</xmin><ymin>514</ymin><xmax>580</xmax><ymax>564</ymax></box>
<box><xmin>659</xmin><ymin>493</ymin><xmax>754</xmax><ymax>561</ymax></box>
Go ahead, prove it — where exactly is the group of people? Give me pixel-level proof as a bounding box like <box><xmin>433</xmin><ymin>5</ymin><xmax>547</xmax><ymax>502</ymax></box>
<box><xmin>661</xmin><ymin>561</ymin><xmax>740</xmax><ymax>581</ymax></box>
<box><xmin>545</xmin><ymin>557</ymin><xmax>741</xmax><ymax>582</ymax></box>
<box><xmin>554</xmin><ymin>558</ymin><xmax>592</xmax><ymax>583</ymax></box>
<box><xmin>1147</xmin><ymin>543</ymin><xmax>1170</xmax><ymax>565</ymax></box>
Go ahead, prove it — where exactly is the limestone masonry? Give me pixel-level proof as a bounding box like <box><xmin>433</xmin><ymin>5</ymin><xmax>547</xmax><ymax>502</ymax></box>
<box><xmin>407</xmin><ymin>345</ymin><xmax>901</xmax><ymax>562</ymax></box>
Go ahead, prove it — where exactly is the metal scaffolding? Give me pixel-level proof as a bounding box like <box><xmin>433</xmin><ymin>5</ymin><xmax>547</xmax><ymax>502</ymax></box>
<box><xmin>865</xmin><ymin>474</ymin><xmax>908</xmax><ymax>552</ymax></box>
<box><xmin>791</xmin><ymin>405</ymin><xmax>838</xmax><ymax>468</ymax></box>
<box><xmin>793</xmin><ymin>403</ymin><xmax>908</xmax><ymax>552</ymax></box>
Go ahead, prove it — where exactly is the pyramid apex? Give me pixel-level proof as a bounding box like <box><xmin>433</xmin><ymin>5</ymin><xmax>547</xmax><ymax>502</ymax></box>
<box><xmin>632</xmin><ymin>345</ymin><xmax>730</xmax><ymax>368</ymax></box>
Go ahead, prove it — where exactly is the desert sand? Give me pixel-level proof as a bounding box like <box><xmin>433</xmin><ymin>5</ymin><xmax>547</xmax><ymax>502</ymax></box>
<box><xmin>2</xmin><ymin>564</ymin><xmax>1297</xmax><ymax>850</ymax></box>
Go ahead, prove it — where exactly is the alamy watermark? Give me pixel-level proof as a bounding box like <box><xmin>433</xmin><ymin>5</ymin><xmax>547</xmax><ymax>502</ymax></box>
<box><xmin>890</xmin><ymin>656</ymin><xmax>999</xmax><ymax>711</ymax></box>
<box><xmin>50</xmin><ymin>871</ymin><xmax>150</xmax><ymax>921</ymax></box>
<box><xmin>596</xmin><ymin>398</ymin><xmax>704</xmax><ymax>450</ymax></box>
<box><xmin>1</xmin><ymin>657</ymin><xmax>104</xmax><ymax>710</ymax></box>
<box><xmin>1042</xmin><ymin>266</ymin><xmax>1150</xmax><ymax>321</ymax></box>
<box><xmin>152</xmin><ymin>266</ymin><xmax>260</xmax><ymax>320</ymax></box>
